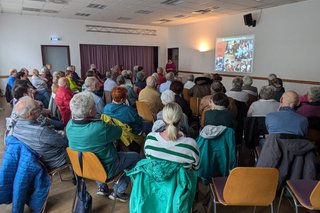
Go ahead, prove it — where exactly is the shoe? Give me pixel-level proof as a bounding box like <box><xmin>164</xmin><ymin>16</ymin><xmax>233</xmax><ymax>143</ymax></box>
<box><xmin>96</xmin><ymin>187</ymin><xmax>111</xmax><ymax>196</ymax></box>
<box><xmin>108</xmin><ymin>192</ymin><xmax>129</xmax><ymax>202</ymax></box>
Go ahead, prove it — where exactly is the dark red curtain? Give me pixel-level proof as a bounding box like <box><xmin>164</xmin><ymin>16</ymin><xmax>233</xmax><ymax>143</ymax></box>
<box><xmin>80</xmin><ymin>44</ymin><xmax>157</xmax><ymax>78</ymax></box>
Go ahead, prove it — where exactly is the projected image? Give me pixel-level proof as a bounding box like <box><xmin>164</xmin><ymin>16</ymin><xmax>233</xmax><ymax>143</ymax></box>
<box><xmin>215</xmin><ymin>35</ymin><xmax>254</xmax><ymax>73</ymax></box>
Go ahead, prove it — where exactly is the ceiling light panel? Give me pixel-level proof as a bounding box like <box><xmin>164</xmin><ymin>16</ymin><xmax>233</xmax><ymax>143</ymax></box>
<box><xmin>87</xmin><ymin>3</ymin><xmax>107</xmax><ymax>9</ymax></box>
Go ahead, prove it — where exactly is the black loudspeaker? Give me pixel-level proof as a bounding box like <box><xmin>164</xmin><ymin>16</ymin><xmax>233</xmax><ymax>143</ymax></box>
<box><xmin>243</xmin><ymin>13</ymin><xmax>256</xmax><ymax>27</ymax></box>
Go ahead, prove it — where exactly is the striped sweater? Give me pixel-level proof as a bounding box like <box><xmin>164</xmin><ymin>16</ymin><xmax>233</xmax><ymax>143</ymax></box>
<box><xmin>144</xmin><ymin>132</ymin><xmax>200</xmax><ymax>170</ymax></box>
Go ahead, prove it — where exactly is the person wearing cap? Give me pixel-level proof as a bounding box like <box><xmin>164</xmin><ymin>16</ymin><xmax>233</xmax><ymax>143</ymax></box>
<box><xmin>297</xmin><ymin>87</ymin><xmax>320</xmax><ymax>118</ymax></box>
<box><xmin>266</xmin><ymin>90</ymin><xmax>308</xmax><ymax>136</ymax></box>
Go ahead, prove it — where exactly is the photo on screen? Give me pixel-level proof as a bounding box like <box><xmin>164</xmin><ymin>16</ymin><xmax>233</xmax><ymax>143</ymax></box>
<box><xmin>215</xmin><ymin>35</ymin><xmax>255</xmax><ymax>73</ymax></box>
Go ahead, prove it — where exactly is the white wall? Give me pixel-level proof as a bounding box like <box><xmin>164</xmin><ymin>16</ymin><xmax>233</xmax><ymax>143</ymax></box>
<box><xmin>168</xmin><ymin>0</ymin><xmax>320</xmax><ymax>95</ymax></box>
<box><xmin>0</xmin><ymin>13</ymin><xmax>168</xmax><ymax>90</ymax></box>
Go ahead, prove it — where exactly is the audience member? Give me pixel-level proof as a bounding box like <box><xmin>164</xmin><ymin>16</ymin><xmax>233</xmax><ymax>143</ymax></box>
<box><xmin>85</xmin><ymin>77</ymin><xmax>104</xmax><ymax>117</ymax></box>
<box><xmin>11</xmin><ymin>96</ymin><xmax>68</xmax><ymax>170</ymax></box>
<box><xmin>90</xmin><ymin>64</ymin><xmax>102</xmax><ymax>79</ymax></box>
<box><xmin>65</xmin><ymin>70</ymin><xmax>80</xmax><ymax>91</ymax></box>
<box><xmin>138</xmin><ymin>76</ymin><xmax>163</xmax><ymax>117</ymax></box>
<box><xmin>104</xmin><ymin>70</ymin><xmax>118</xmax><ymax>103</ymax></box>
<box><xmin>135</xmin><ymin>71</ymin><xmax>146</xmax><ymax>92</ymax></box>
<box><xmin>183</xmin><ymin>74</ymin><xmax>195</xmax><ymax>90</ymax></box>
<box><xmin>212</xmin><ymin>73</ymin><xmax>226</xmax><ymax>92</ymax></box>
<box><xmin>145</xmin><ymin>103</ymin><xmax>199</xmax><ymax>169</ymax></box>
<box><xmin>271</xmin><ymin>77</ymin><xmax>285</xmax><ymax>102</ymax></box>
<box><xmin>121</xmin><ymin>70</ymin><xmax>133</xmax><ymax>87</ymax></box>
<box><xmin>7</xmin><ymin>68</ymin><xmax>17</xmax><ymax>88</ymax></box>
<box><xmin>165</xmin><ymin>59</ymin><xmax>177</xmax><ymax>75</ymax></box>
<box><xmin>31</xmin><ymin>69</ymin><xmax>51</xmax><ymax>108</ymax></box>
<box><xmin>226</xmin><ymin>77</ymin><xmax>249</xmax><ymax>103</ymax></box>
<box><xmin>268</xmin><ymin>73</ymin><xmax>277</xmax><ymax>86</ymax></box>
<box><xmin>247</xmin><ymin>86</ymin><xmax>280</xmax><ymax>117</ymax></box>
<box><xmin>189</xmin><ymin>76</ymin><xmax>212</xmax><ymax>98</ymax></box>
<box><xmin>156</xmin><ymin>67</ymin><xmax>166</xmax><ymax>85</ymax></box>
<box><xmin>242</xmin><ymin>76</ymin><xmax>258</xmax><ymax>97</ymax></box>
<box><xmin>297</xmin><ymin>86</ymin><xmax>320</xmax><ymax>118</ymax></box>
<box><xmin>40</xmin><ymin>66</ymin><xmax>53</xmax><ymax>89</ymax></box>
<box><xmin>67</xmin><ymin>92</ymin><xmax>140</xmax><ymax>201</ymax></box>
<box><xmin>204</xmin><ymin>93</ymin><xmax>236</xmax><ymax>130</ymax></box>
<box><xmin>170</xmin><ymin>80</ymin><xmax>193</xmax><ymax>119</ymax></box>
<box><xmin>55</xmin><ymin>77</ymin><xmax>73</xmax><ymax>126</ymax></box>
<box><xmin>266</xmin><ymin>90</ymin><xmax>308</xmax><ymax>136</ymax></box>
<box><xmin>159</xmin><ymin>72</ymin><xmax>174</xmax><ymax>93</ymax></box>
<box><xmin>117</xmin><ymin>75</ymin><xmax>137</xmax><ymax>107</ymax></box>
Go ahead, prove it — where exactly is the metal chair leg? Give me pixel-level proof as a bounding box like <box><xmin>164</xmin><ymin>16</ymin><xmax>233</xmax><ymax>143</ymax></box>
<box><xmin>277</xmin><ymin>187</ymin><xmax>285</xmax><ymax>213</ymax></box>
<box><xmin>209</xmin><ymin>183</ymin><xmax>218</xmax><ymax>213</ymax></box>
<box><xmin>270</xmin><ymin>202</ymin><xmax>274</xmax><ymax>213</ymax></box>
<box><xmin>111</xmin><ymin>173</ymin><xmax>125</xmax><ymax>213</ymax></box>
<box><xmin>285</xmin><ymin>186</ymin><xmax>299</xmax><ymax>213</ymax></box>
<box><xmin>253</xmin><ymin>206</ymin><xmax>256</xmax><ymax>213</ymax></box>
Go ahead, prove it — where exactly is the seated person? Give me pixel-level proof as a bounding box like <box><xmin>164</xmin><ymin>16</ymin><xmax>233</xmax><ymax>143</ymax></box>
<box><xmin>266</xmin><ymin>90</ymin><xmax>308</xmax><ymax>136</ymax></box>
<box><xmin>184</xmin><ymin>74</ymin><xmax>195</xmax><ymax>90</ymax></box>
<box><xmin>145</xmin><ymin>103</ymin><xmax>199</xmax><ymax>170</ymax></box>
<box><xmin>156</xmin><ymin>89</ymin><xmax>189</xmax><ymax>133</ymax></box>
<box><xmin>103</xmin><ymin>87</ymin><xmax>142</xmax><ymax>136</ymax></box>
<box><xmin>242</xmin><ymin>75</ymin><xmax>258</xmax><ymax>97</ymax></box>
<box><xmin>170</xmin><ymin>80</ymin><xmax>192</xmax><ymax>119</ymax></box>
<box><xmin>204</xmin><ymin>93</ymin><xmax>236</xmax><ymax>131</ymax></box>
<box><xmin>84</xmin><ymin>77</ymin><xmax>104</xmax><ymax>117</ymax></box>
<box><xmin>200</xmin><ymin>81</ymin><xmax>237</xmax><ymax>116</ymax></box>
<box><xmin>270</xmin><ymin>77</ymin><xmax>285</xmax><ymax>102</ymax></box>
<box><xmin>67</xmin><ymin>92</ymin><xmax>140</xmax><ymax>201</ymax></box>
<box><xmin>138</xmin><ymin>76</ymin><xmax>163</xmax><ymax>117</ymax></box>
<box><xmin>297</xmin><ymin>86</ymin><xmax>320</xmax><ymax>118</ymax></box>
<box><xmin>247</xmin><ymin>86</ymin><xmax>280</xmax><ymax>117</ymax></box>
<box><xmin>55</xmin><ymin>77</ymin><xmax>73</xmax><ymax>126</ymax></box>
<box><xmin>134</xmin><ymin>71</ymin><xmax>146</xmax><ymax>92</ymax></box>
<box><xmin>31</xmin><ymin>69</ymin><xmax>51</xmax><ymax>108</ymax></box>
<box><xmin>10</xmin><ymin>96</ymin><xmax>68</xmax><ymax>171</ymax></box>
<box><xmin>156</xmin><ymin>67</ymin><xmax>166</xmax><ymax>86</ymax></box>
<box><xmin>226</xmin><ymin>77</ymin><xmax>249</xmax><ymax>103</ymax></box>
<box><xmin>117</xmin><ymin>75</ymin><xmax>138</xmax><ymax>108</ymax></box>
<box><xmin>65</xmin><ymin>70</ymin><xmax>80</xmax><ymax>92</ymax></box>
<box><xmin>159</xmin><ymin>72</ymin><xmax>174</xmax><ymax>93</ymax></box>
<box><xmin>189</xmin><ymin>76</ymin><xmax>212</xmax><ymax>98</ymax></box>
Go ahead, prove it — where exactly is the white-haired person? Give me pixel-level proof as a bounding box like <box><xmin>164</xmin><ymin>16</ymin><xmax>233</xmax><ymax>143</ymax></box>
<box><xmin>155</xmin><ymin>90</ymin><xmax>189</xmax><ymax>134</ymax></box>
<box><xmin>31</xmin><ymin>68</ymin><xmax>51</xmax><ymax>108</ymax></box>
<box><xmin>242</xmin><ymin>75</ymin><xmax>258</xmax><ymax>97</ymax></box>
<box><xmin>145</xmin><ymin>103</ymin><xmax>199</xmax><ymax>170</ymax></box>
<box><xmin>67</xmin><ymin>92</ymin><xmax>140</xmax><ymax>201</ymax></box>
<box><xmin>84</xmin><ymin>77</ymin><xmax>104</xmax><ymax>117</ymax></box>
<box><xmin>297</xmin><ymin>86</ymin><xmax>320</xmax><ymax>118</ymax></box>
<box><xmin>159</xmin><ymin>72</ymin><xmax>174</xmax><ymax>93</ymax></box>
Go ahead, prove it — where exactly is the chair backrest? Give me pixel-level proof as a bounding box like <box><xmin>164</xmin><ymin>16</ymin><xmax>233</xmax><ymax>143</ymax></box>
<box><xmin>190</xmin><ymin>97</ymin><xmax>201</xmax><ymax>116</ymax></box>
<box><xmin>136</xmin><ymin>101</ymin><xmax>155</xmax><ymax>122</ymax></box>
<box><xmin>66</xmin><ymin>147</ymin><xmax>107</xmax><ymax>183</ymax></box>
<box><xmin>310</xmin><ymin>181</ymin><xmax>320</xmax><ymax>209</ymax></box>
<box><xmin>182</xmin><ymin>88</ymin><xmax>191</xmax><ymax>102</ymax></box>
<box><xmin>223</xmin><ymin>167</ymin><xmax>279</xmax><ymax>206</ymax></box>
<box><xmin>307</xmin><ymin>129</ymin><xmax>320</xmax><ymax>143</ymax></box>
<box><xmin>201</xmin><ymin>109</ymin><xmax>207</xmax><ymax>128</ymax></box>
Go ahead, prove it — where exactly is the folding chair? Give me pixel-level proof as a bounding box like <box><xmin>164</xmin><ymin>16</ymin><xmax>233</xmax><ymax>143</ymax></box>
<box><xmin>277</xmin><ymin>180</ymin><xmax>320</xmax><ymax>213</ymax></box>
<box><xmin>136</xmin><ymin>101</ymin><xmax>155</xmax><ymax>122</ymax></box>
<box><xmin>210</xmin><ymin>167</ymin><xmax>279</xmax><ymax>213</ymax></box>
<box><xmin>66</xmin><ymin>148</ymin><xmax>124</xmax><ymax>213</ymax></box>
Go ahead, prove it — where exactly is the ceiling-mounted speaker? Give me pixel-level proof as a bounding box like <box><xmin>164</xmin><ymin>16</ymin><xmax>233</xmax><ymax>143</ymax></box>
<box><xmin>243</xmin><ymin>13</ymin><xmax>256</xmax><ymax>27</ymax></box>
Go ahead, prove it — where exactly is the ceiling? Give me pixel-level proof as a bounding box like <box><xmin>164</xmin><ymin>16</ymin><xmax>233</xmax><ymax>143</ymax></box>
<box><xmin>0</xmin><ymin>0</ymin><xmax>307</xmax><ymax>26</ymax></box>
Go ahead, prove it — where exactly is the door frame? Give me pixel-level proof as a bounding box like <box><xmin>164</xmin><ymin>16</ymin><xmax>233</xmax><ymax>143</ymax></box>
<box><xmin>41</xmin><ymin>45</ymin><xmax>71</xmax><ymax>66</ymax></box>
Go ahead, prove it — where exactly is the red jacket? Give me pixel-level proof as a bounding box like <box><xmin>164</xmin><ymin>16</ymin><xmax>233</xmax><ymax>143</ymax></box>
<box><xmin>55</xmin><ymin>87</ymin><xmax>73</xmax><ymax>126</ymax></box>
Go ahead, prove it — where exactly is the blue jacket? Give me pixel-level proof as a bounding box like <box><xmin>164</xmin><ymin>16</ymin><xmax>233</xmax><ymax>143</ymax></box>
<box><xmin>0</xmin><ymin>136</ymin><xmax>51</xmax><ymax>213</ymax></box>
<box><xmin>126</xmin><ymin>159</ymin><xmax>197</xmax><ymax>213</ymax></box>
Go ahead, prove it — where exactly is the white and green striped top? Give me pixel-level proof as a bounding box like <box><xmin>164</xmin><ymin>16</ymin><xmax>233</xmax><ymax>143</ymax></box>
<box><xmin>144</xmin><ymin>132</ymin><xmax>200</xmax><ymax>170</ymax></box>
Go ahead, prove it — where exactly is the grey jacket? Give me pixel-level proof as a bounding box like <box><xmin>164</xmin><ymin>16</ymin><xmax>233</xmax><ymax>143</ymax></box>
<box><xmin>257</xmin><ymin>134</ymin><xmax>316</xmax><ymax>188</ymax></box>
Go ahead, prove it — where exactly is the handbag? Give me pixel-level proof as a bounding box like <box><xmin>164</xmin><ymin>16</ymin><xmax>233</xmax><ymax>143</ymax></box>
<box><xmin>74</xmin><ymin>152</ymin><xmax>92</xmax><ymax>213</ymax></box>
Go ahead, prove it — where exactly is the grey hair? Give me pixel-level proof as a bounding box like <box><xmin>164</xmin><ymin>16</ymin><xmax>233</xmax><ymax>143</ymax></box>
<box><xmin>136</xmin><ymin>71</ymin><xmax>145</xmax><ymax>81</ymax></box>
<box><xmin>165</xmin><ymin>72</ymin><xmax>174</xmax><ymax>81</ymax></box>
<box><xmin>243</xmin><ymin>76</ymin><xmax>253</xmax><ymax>86</ymax></box>
<box><xmin>259</xmin><ymin>86</ymin><xmax>275</xmax><ymax>100</ymax></box>
<box><xmin>15</xmin><ymin>96</ymin><xmax>39</xmax><ymax>119</ymax></box>
<box><xmin>70</xmin><ymin>92</ymin><xmax>96</xmax><ymax>119</ymax></box>
<box><xmin>40</xmin><ymin>66</ymin><xmax>49</xmax><ymax>74</ymax></box>
<box><xmin>187</xmin><ymin>74</ymin><xmax>194</xmax><ymax>82</ymax></box>
<box><xmin>116</xmin><ymin>75</ymin><xmax>125</xmax><ymax>85</ymax></box>
<box><xmin>211</xmin><ymin>81</ymin><xmax>224</xmax><ymax>93</ymax></box>
<box><xmin>268</xmin><ymin>73</ymin><xmax>277</xmax><ymax>81</ymax></box>
<box><xmin>52</xmin><ymin>71</ymin><xmax>65</xmax><ymax>84</ymax></box>
<box><xmin>232</xmin><ymin>77</ymin><xmax>243</xmax><ymax>89</ymax></box>
<box><xmin>85</xmin><ymin>77</ymin><xmax>98</xmax><ymax>91</ymax></box>
<box><xmin>309</xmin><ymin>87</ymin><xmax>320</xmax><ymax>102</ymax></box>
<box><xmin>146</xmin><ymin>76</ymin><xmax>156</xmax><ymax>88</ymax></box>
<box><xmin>160</xmin><ymin>89</ymin><xmax>175</xmax><ymax>105</ymax></box>
<box><xmin>152</xmin><ymin>73</ymin><xmax>158</xmax><ymax>80</ymax></box>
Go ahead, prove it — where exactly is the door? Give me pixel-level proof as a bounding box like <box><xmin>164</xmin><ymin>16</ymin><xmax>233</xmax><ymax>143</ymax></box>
<box><xmin>41</xmin><ymin>45</ymin><xmax>70</xmax><ymax>72</ymax></box>
<box><xmin>168</xmin><ymin>48</ymin><xmax>179</xmax><ymax>72</ymax></box>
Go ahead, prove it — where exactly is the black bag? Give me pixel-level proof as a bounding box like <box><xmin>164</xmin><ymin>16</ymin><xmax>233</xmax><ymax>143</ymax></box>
<box><xmin>74</xmin><ymin>152</ymin><xmax>92</xmax><ymax>213</ymax></box>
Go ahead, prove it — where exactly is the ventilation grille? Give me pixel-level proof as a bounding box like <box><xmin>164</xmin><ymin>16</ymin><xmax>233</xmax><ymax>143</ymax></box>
<box><xmin>22</xmin><ymin>7</ymin><xmax>41</xmax><ymax>12</ymax></box>
<box><xmin>192</xmin><ymin>8</ymin><xmax>213</xmax><ymax>14</ymax></box>
<box><xmin>161</xmin><ymin>0</ymin><xmax>184</xmax><ymax>6</ymax></box>
<box><xmin>42</xmin><ymin>9</ymin><xmax>59</xmax><ymax>13</ymax></box>
<box><xmin>87</xmin><ymin>3</ymin><xmax>107</xmax><ymax>9</ymax></box>
<box><xmin>135</xmin><ymin>10</ymin><xmax>153</xmax><ymax>14</ymax></box>
<box><xmin>29</xmin><ymin>0</ymin><xmax>69</xmax><ymax>4</ymax></box>
<box><xmin>174</xmin><ymin>14</ymin><xmax>185</xmax><ymax>18</ymax></box>
<box><xmin>75</xmin><ymin>13</ymin><xmax>91</xmax><ymax>16</ymax></box>
<box><xmin>86</xmin><ymin>25</ymin><xmax>156</xmax><ymax>36</ymax></box>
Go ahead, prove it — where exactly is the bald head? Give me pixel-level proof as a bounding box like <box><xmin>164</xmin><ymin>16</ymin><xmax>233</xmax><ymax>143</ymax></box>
<box><xmin>280</xmin><ymin>90</ymin><xmax>299</xmax><ymax>108</ymax></box>
<box><xmin>58</xmin><ymin>77</ymin><xmax>70</xmax><ymax>88</ymax></box>
<box><xmin>15</xmin><ymin>96</ymin><xmax>41</xmax><ymax>120</ymax></box>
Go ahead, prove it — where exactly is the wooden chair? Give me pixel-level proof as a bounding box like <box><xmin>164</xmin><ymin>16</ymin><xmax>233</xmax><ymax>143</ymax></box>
<box><xmin>182</xmin><ymin>88</ymin><xmax>191</xmax><ymax>102</ymax></box>
<box><xmin>66</xmin><ymin>148</ymin><xmax>124</xmax><ymax>213</ymax></box>
<box><xmin>136</xmin><ymin>101</ymin><xmax>155</xmax><ymax>122</ymax></box>
<box><xmin>210</xmin><ymin>167</ymin><xmax>279</xmax><ymax>213</ymax></box>
<box><xmin>189</xmin><ymin>97</ymin><xmax>201</xmax><ymax>116</ymax></box>
<box><xmin>277</xmin><ymin>180</ymin><xmax>320</xmax><ymax>213</ymax></box>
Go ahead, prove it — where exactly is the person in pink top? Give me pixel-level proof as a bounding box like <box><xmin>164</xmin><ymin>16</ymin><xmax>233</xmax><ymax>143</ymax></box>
<box><xmin>297</xmin><ymin>87</ymin><xmax>320</xmax><ymax>118</ymax></box>
<box><xmin>156</xmin><ymin>67</ymin><xmax>166</xmax><ymax>86</ymax></box>
<box><xmin>55</xmin><ymin>77</ymin><xmax>73</xmax><ymax>126</ymax></box>
<box><xmin>165</xmin><ymin>59</ymin><xmax>176</xmax><ymax>75</ymax></box>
